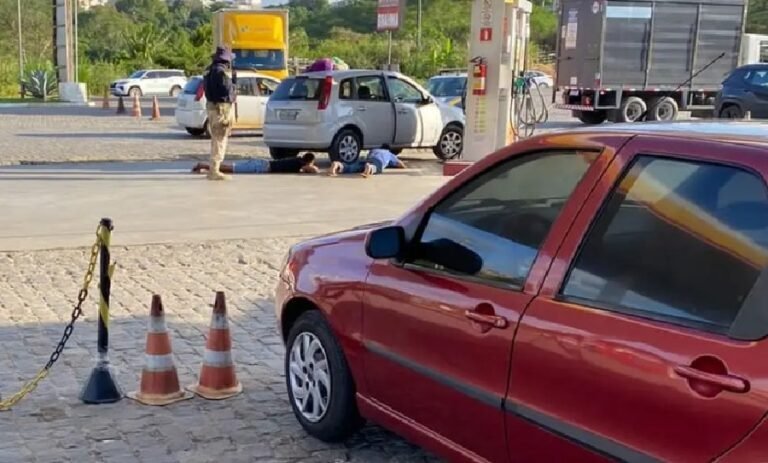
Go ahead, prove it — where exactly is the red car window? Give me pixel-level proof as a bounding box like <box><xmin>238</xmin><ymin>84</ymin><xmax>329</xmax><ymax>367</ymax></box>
<box><xmin>409</xmin><ymin>150</ymin><xmax>600</xmax><ymax>288</ymax></box>
<box><xmin>561</xmin><ymin>155</ymin><xmax>768</xmax><ymax>334</ymax></box>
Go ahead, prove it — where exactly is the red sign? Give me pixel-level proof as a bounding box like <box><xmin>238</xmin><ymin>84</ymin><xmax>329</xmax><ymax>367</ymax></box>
<box><xmin>480</xmin><ymin>28</ymin><xmax>493</xmax><ymax>41</ymax></box>
<box><xmin>377</xmin><ymin>0</ymin><xmax>403</xmax><ymax>31</ymax></box>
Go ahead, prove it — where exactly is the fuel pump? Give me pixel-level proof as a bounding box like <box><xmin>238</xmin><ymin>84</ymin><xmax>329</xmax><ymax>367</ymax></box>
<box><xmin>451</xmin><ymin>0</ymin><xmax>532</xmax><ymax>170</ymax></box>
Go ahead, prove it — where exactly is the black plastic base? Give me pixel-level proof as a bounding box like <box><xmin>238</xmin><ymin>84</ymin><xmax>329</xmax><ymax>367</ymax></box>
<box><xmin>80</xmin><ymin>363</ymin><xmax>123</xmax><ymax>404</ymax></box>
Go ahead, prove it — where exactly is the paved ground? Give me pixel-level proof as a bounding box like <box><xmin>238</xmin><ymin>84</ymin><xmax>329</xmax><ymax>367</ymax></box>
<box><xmin>0</xmin><ymin>92</ymin><xmax>578</xmax><ymax>167</ymax></box>
<box><xmin>0</xmin><ymin>238</ymin><xmax>441</xmax><ymax>463</ymax></box>
<box><xmin>0</xmin><ymin>97</ymin><xmax>584</xmax><ymax>462</ymax></box>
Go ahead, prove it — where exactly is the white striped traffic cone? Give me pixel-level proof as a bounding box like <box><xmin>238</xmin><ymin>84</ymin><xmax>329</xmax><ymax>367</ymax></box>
<box><xmin>128</xmin><ymin>295</ymin><xmax>192</xmax><ymax>406</ymax></box>
<box><xmin>187</xmin><ymin>291</ymin><xmax>242</xmax><ymax>400</ymax></box>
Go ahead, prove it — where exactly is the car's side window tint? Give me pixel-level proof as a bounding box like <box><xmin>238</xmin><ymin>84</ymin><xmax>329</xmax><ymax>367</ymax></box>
<box><xmin>562</xmin><ymin>156</ymin><xmax>768</xmax><ymax>332</ymax></box>
<box><xmin>387</xmin><ymin>77</ymin><xmax>424</xmax><ymax>104</ymax></box>
<box><xmin>236</xmin><ymin>78</ymin><xmax>256</xmax><ymax>97</ymax></box>
<box><xmin>355</xmin><ymin>76</ymin><xmax>387</xmax><ymax>101</ymax></box>
<box><xmin>747</xmin><ymin>70</ymin><xmax>768</xmax><ymax>88</ymax></box>
<box><xmin>410</xmin><ymin>151</ymin><xmax>600</xmax><ymax>287</ymax></box>
<box><xmin>256</xmin><ymin>78</ymin><xmax>277</xmax><ymax>96</ymax></box>
<box><xmin>339</xmin><ymin>78</ymin><xmax>354</xmax><ymax>100</ymax></box>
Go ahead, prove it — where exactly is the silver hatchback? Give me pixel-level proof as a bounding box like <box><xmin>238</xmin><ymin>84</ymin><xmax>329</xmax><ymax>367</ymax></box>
<box><xmin>264</xmin><ymin>70</ymin><xmax>465</xmax><ymax>163</ymax></box>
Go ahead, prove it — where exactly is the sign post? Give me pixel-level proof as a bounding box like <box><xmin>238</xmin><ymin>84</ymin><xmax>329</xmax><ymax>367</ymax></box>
<box><xmin>377</xmin><ymin>0</ymin><xmax>405</xmax><ymax>69</ymax></box>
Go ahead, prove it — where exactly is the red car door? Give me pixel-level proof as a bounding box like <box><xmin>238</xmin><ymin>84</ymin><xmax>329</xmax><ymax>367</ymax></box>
<box><xmin>506</xmin><ymin>136</ymin><xmax>768</xmax><ymax>462</ymax></box>
<box><xmin>362</xmin><ymin>145</ymin><xmax>615</xmax><ymax>462</ymax></box>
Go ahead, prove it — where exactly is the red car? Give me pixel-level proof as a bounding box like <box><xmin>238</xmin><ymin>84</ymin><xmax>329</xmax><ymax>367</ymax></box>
<box><xmin>275</xmin><ymin>122</ymin><xmax>768</xmax><ymax>463</ymax></box>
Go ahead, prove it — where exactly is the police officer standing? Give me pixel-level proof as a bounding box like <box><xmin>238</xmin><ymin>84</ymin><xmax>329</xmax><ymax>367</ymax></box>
<box><xmin>203</xmin><ymin>46</ymin><xmax>238</xmax><ymax>180</ymax></box>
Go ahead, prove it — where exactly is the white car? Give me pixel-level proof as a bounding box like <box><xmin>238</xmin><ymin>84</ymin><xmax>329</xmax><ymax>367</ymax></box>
<box><xmin>426</xmin><ymin>72</ymin><xmax>467</xmax><ymax>109</ymax></box>
<box><xmin>524</xmin><ymin>70</ymin><xmax>554</xmax><ymax>88</ymax></box>
<box><xmin>110</xmin><ymin>69</ymin><xmax>187</xmax><ymax>98</ymax></box>
<box><xmin>174</xmin><ymin>71</ymin><xmax>281</xmax><ymax>137</ymax></box>
<box><xmin>264</xmin><ymin>70</ymin><xmax>465</xmax><ymax>163</ymax></box>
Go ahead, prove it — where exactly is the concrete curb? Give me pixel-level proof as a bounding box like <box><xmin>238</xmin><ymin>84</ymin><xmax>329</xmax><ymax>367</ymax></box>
<box><xmin>0</xmin><ymin>101</ymin><xmax>96</xmax><ymax>108</ymax></box>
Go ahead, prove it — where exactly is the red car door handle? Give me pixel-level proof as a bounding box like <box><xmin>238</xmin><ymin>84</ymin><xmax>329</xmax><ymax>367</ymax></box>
<box><xmin>673</xmin><ymin>365</ymin><xmax>749</xmax><ymax>393</ymax></box>
<box><xmin>464</xmin><ymin>310</ymin><xmax>508</xmax><ymax>329</ymax></box>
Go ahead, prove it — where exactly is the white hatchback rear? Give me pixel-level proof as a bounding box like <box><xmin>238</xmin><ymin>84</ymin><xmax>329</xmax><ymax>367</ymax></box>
<box><xmin>264</xmin><ymin>70</ymin><xmax>465</xmax><ymax>163</ymax></box>
<box><xmin>175</xmin><ymin>71</ymin><xmax>281</xmax><ymax>137</ymax></box>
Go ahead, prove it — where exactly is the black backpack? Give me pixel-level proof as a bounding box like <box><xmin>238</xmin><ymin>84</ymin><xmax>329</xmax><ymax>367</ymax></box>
<box><xmin>203</xmin><ymin>65</ymin><xmax>233</xmax><ymax>103</ymax></box>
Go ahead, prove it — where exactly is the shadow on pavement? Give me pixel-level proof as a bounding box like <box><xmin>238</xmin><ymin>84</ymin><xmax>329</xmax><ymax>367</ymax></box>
<box><xmin>19</xmin><ymin>132</ymin><xmax>191</xmax><ymax>141</ymax></box>
<box><xmin>0</xmin><ymin>291</ymin><xmax>439</xmax><ymax>461</ymax></box>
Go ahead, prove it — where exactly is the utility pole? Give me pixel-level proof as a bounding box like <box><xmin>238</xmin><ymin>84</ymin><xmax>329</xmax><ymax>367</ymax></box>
<box><xmin>17</xmin><ymin>0</ymin><xmax>23</xmax><ymax>97</ymax></box>
<box><xmin>388</xmin><ymin>30</ymin><xmax>393</xmax><ymax>66</ymax></box>
<box><xmin>417</xmin><ymin>0</ymin><xmax>422</xmax><ymax>50</ymax></box>
<box><xmin>73</xmin><ymin>0</ymin><xmax>78</xmax><ymax>82</ymax></box>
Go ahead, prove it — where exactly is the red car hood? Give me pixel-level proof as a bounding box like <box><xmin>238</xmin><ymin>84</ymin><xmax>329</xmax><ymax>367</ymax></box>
<box><xmin>292</xmin><ymin>220</ymin><xmax>393</xmax><ymax>250</ymax></box>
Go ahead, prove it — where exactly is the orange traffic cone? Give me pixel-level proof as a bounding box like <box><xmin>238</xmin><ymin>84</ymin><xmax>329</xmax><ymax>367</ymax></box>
<box><xmin>127</xmin><ymin>295</ymin><xmax>192</xmax><ymax>406</ymax></box>
<box><xmin>102</xmin><ymin>87</ymin><xmax>110</xmax><ymax>110</ymax></box>
<box><xmin>116</xmin><ymin>96</ymin><xmax>126</xmax><ymax>115</ymax></box>
<box><xmin>131</xmin><ymin>93</ymin><xmax>141</xmax><ymax>118</ymax></box>
<box><xmin>150</xmin><ymin>96</ymin><xmax>161</xmax><ymax>121</ymax></box>
<box><xmin>188</xmin><ymin>292</ymin><xmax>242</xmax><ymax>400</ymax></box>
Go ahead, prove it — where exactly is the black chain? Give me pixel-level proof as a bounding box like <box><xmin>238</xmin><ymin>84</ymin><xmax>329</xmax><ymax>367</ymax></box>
<box><xmin>44</xmin><ymin>298</ymin><xmax>85</xmax><ymax>370</ymax></box>
<box><xmin>0</xmin><ymin>228</ymin><xmax>102</xmax><ymax>410</ymax></box>
<box><xmin>43</xmin><ymin>236</ymin><xmax>100</xmax><ymax>372</ymax></box>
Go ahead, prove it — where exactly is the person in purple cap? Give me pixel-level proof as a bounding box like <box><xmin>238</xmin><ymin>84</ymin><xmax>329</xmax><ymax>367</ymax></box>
<box><xmin>202</xmin><ymin>46</ymin><xmax>238</xmax><ymax>180</ymax></box>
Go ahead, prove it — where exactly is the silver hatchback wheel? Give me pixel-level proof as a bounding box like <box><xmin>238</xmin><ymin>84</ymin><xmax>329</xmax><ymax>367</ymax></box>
<box><xmin>436</xmin><ymin>128</ymin><xmax>463</xmax><ymax>160</ymax></box>
<box><xmin>338</xmin><ymin>135</ymin><xmax>360</xmax><ymax>163</ymax></box>
<box><xmin>288</xmin><ymin>332</ymin><xmax>331</xmax><ymax>423</ymax></box>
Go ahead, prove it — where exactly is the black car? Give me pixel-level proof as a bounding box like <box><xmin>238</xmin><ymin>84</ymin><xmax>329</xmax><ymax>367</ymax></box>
<box><xmin>716</xmin><ymin>64</ymin><xmax>768</xmax><ymax>119</ymax></box>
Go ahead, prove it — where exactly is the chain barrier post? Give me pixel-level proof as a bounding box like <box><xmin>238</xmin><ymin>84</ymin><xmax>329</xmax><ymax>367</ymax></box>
<box><xmin>80</xmin><ymin>218</ymin><xmax>123</xmax><ymax>404</ymax></box>
<box><xmin>0</xmin><ymin>223</ymin><xmax>101</xmax><ymax>411</ymax></box>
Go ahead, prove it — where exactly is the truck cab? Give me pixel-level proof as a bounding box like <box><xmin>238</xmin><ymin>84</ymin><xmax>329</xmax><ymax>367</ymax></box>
<box><xmin>213</xmin><ymin>9</ymin><xmax>289</xmax><ymax>81</ymax></box>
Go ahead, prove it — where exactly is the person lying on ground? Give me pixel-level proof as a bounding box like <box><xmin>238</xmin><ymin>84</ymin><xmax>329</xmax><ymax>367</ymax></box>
<box><xmin>192</xmin><ymin>152</ymin><xmax>320</xmax><ymax>175</ymax></box>
<box><xmin>329</xmin><ymin>145</ymin><xmax>406</xmax><ymax>178</ymax></box>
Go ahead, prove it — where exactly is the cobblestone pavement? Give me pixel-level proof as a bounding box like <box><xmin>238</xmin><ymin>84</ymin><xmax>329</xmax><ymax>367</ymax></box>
<box><xmin>0</xmin><ymin>238</ymin><xmax>442</xmax><ymax>463</ymax></box>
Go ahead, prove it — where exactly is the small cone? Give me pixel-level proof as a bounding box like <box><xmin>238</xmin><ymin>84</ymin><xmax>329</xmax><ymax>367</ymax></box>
<box><xmin>150</xmin><ymin>96</ymin><xmax>161</xmax><ymax>121</ymax></box>
<box><xmin>116</xmin><ymin>96</ymin><xmax>126</xmax><ymax>115</ymax></box>
<box><xmin>131</xmin><ymin>93</ymin><xmax>142</xmax><ymax>118</ymax></box>
<box><xmin>188</xmin><ymin>292</ymin><xmax>242</xmax><ymax>400</ymax></box>
<box><xmin>102</xmin><ymin>87</ymin><xmax>110</xmax><ymax>110</ymax></box>
<box><xmin>128</xmin><ymin>295</ymin><xmax>192</xmax><ymax>406</ymax></box>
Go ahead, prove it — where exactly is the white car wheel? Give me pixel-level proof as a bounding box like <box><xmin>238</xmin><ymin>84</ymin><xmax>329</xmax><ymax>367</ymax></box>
<box><xmin>434</xmin><ymin>125</ymin><xmax>463</xmax><ymax>160</ymax></box>
<box><xmin>288</xmin><ymin>332</ymin><xmax>331</xmax><ymax>423</ymax></box>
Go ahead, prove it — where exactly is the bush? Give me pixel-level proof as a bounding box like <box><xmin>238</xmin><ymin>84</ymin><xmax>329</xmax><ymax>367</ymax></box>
<box><xmin>78</xmin><ymin>60</ymin><xmax>128</xmax><ymax>96</ymax></box>
<box><xmin>22</xmin><ymin>68</ymin><xmax>57</xmax><ymax>100</ymax></box>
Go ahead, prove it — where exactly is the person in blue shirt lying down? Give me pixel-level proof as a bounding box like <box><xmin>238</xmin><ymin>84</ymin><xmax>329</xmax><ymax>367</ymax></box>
<box><xmin>329</xmin><ymin>144</ymin><xmax>407</xmax><ymax>178</ymax></box>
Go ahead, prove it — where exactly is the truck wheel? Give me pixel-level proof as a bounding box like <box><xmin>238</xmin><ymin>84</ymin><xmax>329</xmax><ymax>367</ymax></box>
<box><xmin>719</xmin><ymin>105</ymin><xmax>744</xmax><ymax>119</ymax></box>
<box><xmin>615</xmin><ymin>97</ymin><xmax>647</xmax><ymax>123</ymax></box>
<box><xmin>647</xmin><ymin>97</ymin><xmax>679</xmax><ymax>121</ymax></box>
<box><xmin>576</xmin><ymin>110</ymin><xmax>607</xmax><ymax>125</ymax></box>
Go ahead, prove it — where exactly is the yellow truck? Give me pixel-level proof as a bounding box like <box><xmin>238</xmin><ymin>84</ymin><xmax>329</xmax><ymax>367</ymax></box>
<box><xmin>213</xmin><ymin>9</ymin><xmax>289</xmax><ymax>81</ymax></box>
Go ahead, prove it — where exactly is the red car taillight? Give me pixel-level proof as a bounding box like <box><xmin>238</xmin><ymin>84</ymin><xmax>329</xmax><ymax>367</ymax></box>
<box><xmin>194</xmin><ymin>81</ymin><xmax>204</xmax><ymax>101</ymax></box>
<box><xmin>317</xmin><ymin>76</ymin><xmax>333</xmax><ymax>110</ymax></box>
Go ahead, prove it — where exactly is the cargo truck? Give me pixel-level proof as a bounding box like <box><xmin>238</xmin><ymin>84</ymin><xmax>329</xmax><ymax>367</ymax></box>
<box><xmin>554</xmin><ymin>0</ymin><xmax>747</xmax><ymax>124</ymax></box>
<box><xmin>213</xmin><ymin>9</ymin><xmax>289</xmax><ymax>80</ymax></box>
<box><xmin>740</xmin><ymin>33</ymin><xmax>768</xmax><ymax>66</ymax></box>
